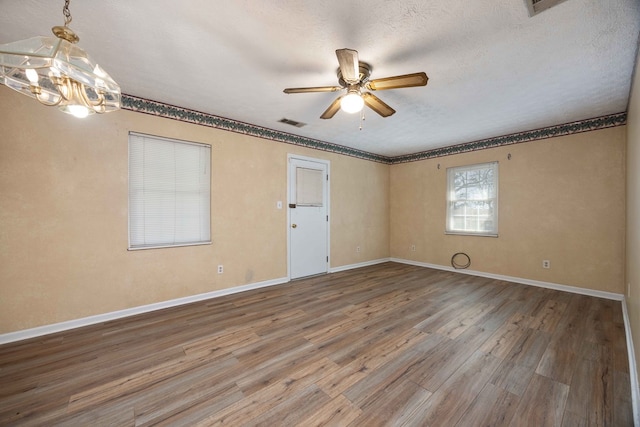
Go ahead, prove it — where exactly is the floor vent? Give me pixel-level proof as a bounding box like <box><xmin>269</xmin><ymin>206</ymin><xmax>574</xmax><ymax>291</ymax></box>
<box><xmin>525</xmin><ymin>0</ymin><xmax>569</xmax><ymax>16</ymax></box>
<box><xmin>278</xmin><ymin>118</ymin><xmax>306</xmax><ymax>128</ymax></box>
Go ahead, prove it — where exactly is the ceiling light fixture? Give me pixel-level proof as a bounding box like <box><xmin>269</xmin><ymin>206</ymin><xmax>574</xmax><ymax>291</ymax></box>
<box><xmin>0</xmin><ymin>0</ymin><xmax>120</xmax><ymax>118</ymax></box>
<box><xmin>340</xmin><ymin>87</ymin><xmax>364</xmax><ymax>114</ymax></box>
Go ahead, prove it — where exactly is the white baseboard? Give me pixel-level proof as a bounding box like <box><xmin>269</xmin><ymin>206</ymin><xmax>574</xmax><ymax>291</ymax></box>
<box><xmin>390</xmin><ymin>258</ymin><xmax>624</xmax><ymax>301</ymax></box>
<box><xmin>0</xmin><ymin>276</ymin><xmax>289</xmax><ymax>345</ymax></box>
<box><xmin>0</xmin><ymin>258</ymin><xmax>391</xmax><ymax>344</ymax></box>
<box><xmin>0</xmin><ymin>258</ymin><xmax>626</xmax><ymax>349</ymax></box>
<box><xmin>329</xmin><ymin>258</ymin><xmax>392</xmax><ymax>273</ymax></box>
<box><xmin>622</xmin><ymin>297</ymin><xmax>640</xmax><ymax>426</ymax></box>
<box><xmin>2</xmin><ymin>257</ymin><xmax>637</xmax><ymax>419</ymax></box>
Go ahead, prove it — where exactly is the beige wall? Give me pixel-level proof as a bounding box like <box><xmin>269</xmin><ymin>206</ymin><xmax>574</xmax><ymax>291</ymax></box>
<box><xmin>626</xmin><ymin>47</ymin><xmax>640</xmax><ymax>388</ymax></box>
<box><xmin>390</xmin><ymin>126</ymin><xmax>626</xmax><ymax>293</ymax></box>
<box><xmin>0</xmin><ymin>89</ymin><xmax>390</xmax><ymax>334</ymax></box>
<box><xmin>0</xmin><ymin>83</ymin><xmax>630</xmax><ymax>336</ymax></box>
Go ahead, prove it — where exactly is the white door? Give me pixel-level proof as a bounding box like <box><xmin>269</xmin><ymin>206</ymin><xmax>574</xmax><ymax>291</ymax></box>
<box><xmin>288</xmin><ymin>156</ymin><xmax>329</xmax><ymax>279</ymax></box>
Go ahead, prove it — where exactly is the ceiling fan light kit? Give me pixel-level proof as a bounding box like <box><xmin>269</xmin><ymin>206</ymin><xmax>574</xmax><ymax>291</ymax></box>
<box><xmin>340</xmin><ymin>89</ymin><xmax>364</xmax><ymax>114</ymax></box>
<box><xmin>284</xmin><ymin>48</ymin><xmax>428</xmax><ymax>120</ymax></box>
<box><xmin>0</xmin><ymin>0</ymin><xmax>120</xmax><ymax>118</ymax></box>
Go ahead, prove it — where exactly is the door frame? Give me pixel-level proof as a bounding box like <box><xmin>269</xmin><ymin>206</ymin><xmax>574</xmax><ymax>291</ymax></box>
<box><xmin>287</xmin><ymin>154</ymin><xmax>331</xmax><ymax>280</ymax></box>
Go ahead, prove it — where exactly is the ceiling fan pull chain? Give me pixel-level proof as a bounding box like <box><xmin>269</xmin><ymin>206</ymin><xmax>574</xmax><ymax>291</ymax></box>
<box><xmin>359</xmin><ymin>109</ymin><xmax>365</xmax><ymax>131</ymax></box>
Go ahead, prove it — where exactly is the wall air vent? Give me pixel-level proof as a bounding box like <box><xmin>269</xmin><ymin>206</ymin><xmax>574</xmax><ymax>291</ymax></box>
<box><xmin>278</xmin><ymin>118</ymin><xmax>306</xmax><ymax>128</ymax></box>
<box><xmin>525</xmin><ymin>0</ymin><xmax>569</xmax><ymax>16</ymax></box>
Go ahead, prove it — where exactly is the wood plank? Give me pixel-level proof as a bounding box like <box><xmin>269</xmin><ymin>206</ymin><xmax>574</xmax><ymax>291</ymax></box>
<box><xmin>535</xmin><ymin>327</ymin><xmax>583</xmax><ymax>385</ymax></box>
<box><xmin>528</xmin><ymin>299</ymin><xmax>568</xmax><ymax>333</ymax></box>
<box><xmin>352</xmin><ymin>379</ymin><xmax>432</xmax><ymax>426</ymax></box>
<box><xmin>409</xmin><ymin>325</ymin><xmax>498</xmax><ymax>392</ymax></box>
<box><xmin>480</xmin><ymin>312</ymin><xmax>530</xmax><ymax>359</ymax></box>
<box><xmin>399</xmin><ymin>350</ymin><xmax>502</xmax><ymax>426</ymax></box>
<box><xmin>182</xmin><ymin>328</ymin><xmax>262</xmax><ymax>358</ymax></box>
<box><xmin>316</xmin><ymin>364</ymin><xmax>368</xmax><ymax>399</ymax></box>
<box><xmin>490</xmin><ymin>359</ymin><xmax>535</xmax><ymax>397</ymax></box>
<box><xmin>342</xmin><ymin>341</ymin><xmax>439</xmax><ymax>407</ymax></box>
<box><xmin>150</xmin><ymin>384</ymin><xmax>243</xmax><ymax>427</ymax></box>
<box><xmin>560</xmin><ymin>411</ymin><xmax>588</xmax><ymax>427</ymax></box>
<box><xmin>234</xmin><ymin>350</ymin><xmax>329</xmax><ymax>396</ymax></box>
<box><xmin>196</xmin><ymin>357</ymin><xmax>338</xmax><ymax>426</ymax></box>
<box><xmin>300</xmin><ymin>394</ymin><xmax>362</xmax><ymax>426</ymax></box>
<box><xmin>488</xmin><ymin>328</ymin><xmax>550</xmax><ymax>398</ymax></box>
<box><xmin>435</xmin><ymin>301</ymin><xmax>494</xmax><ymax>339</ymax></box>
<box><xmin>502</xmin><ymin>328</ymin><xmax>550</xmax><ymax>369</ymax></box>
<box><xmin>134</xmin><ymin>379</ymin><xmax>242</xmax><ymax>427</ymax></box>
<box><xmin>510</xmin><ymin>373</ymin><xmax>569</xmax><ymax>426</ymax></box>
<box><xmin>564</xmin><ymin>342</ymin><xmax>613</xmax><ymax>426</ymax></box>
<box><xmin>345</xmin><ymin>328</ymin><xmax>431</xmax><ymax>372</ymax></box>
<box><xmin>67</xmin><ymin>354</ymin><xmax>236</xmax><ymax>413</ymax></box>
<box><xmin>251</xmin><ymin>385</ymin><xmax>331</xmax><ymax>426</ymax></box>
<box><xmin>613</xmin><ymin>370</ymin><xmax>634</xmax><ymax>426</ymax></box>
<box><xmin>54</xmin><ymin>404</ymin><xmax>136</xmax><ymax>427</ymax></box>
<box><xmin>613</xmin><ymin>321</ymin><xmax>630</xmax><ymax>373</ymax></box>
<box><xmin>454</xmin><ymin>383</ymin><xmax>519</xmax><ymax>427</ymax></box>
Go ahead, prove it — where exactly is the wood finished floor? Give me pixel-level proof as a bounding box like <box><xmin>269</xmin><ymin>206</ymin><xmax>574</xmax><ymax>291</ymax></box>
<box><xmin>0</xmin><ymin>262</ymin><xmax>633</xmax><ymax>426</ymax></box>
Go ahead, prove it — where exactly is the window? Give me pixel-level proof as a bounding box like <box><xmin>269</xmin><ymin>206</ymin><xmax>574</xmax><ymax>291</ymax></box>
<box><xmin>296</xmin><ymin>167</ymin><xmax>324</xmax><ymax>207</ymax></box>
<box><xmin>128</xmin><ymin>133</ymin><xmax>211</xmax><ymax>249</ymax></box>
<box><xmin>446</xmin><ymin>161</ymin><xmax>498</xmax><ymax>237</ymax></box>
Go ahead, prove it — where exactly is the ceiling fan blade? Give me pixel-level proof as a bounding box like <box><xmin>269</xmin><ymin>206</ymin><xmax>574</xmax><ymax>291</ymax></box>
<box><xmin>362</xmin><ymin>92</ymin><xmax>396</xmax><ymax>117</ymax></box>
<box><xmin>283</xmin><ymin>86</ymin><xmax>342</xmax><ymax>94</ymax></box>
<box><xmin>336</xmin><ymin>48</ymin><xmax>360</xmax><ymax>84</ymax></box>
<box><xmin>367</xmin><ymin>72</ymin><xmax>428</xmax><ymax>91</ymax></box>
<box><xmin>320</xmin><ymin>96</ymin><xmax>343</xmax><ymax>119</ymax></box>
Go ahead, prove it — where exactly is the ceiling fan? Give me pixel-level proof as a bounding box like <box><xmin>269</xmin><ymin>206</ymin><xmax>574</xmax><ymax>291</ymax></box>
<box><xmin>283</xmin><ymin>48</ymin><xmax>428</xmax><ymax>119</ymax></box>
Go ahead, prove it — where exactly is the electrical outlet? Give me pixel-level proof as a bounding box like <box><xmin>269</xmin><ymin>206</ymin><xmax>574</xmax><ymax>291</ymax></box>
<box><xmin>217</xmin><ymin>265</ymin><xmax>223</xmax><ymax>274</ymax></box>
<box><xmin>542</xmin><ymin>260</ymin><xmax>550</xmax><ymax>269</ymax></box>
<box><xmin>411</xmin><ymin>245</ymin><xmax>416</xmax><ymax>252</ymax></box>
<box><xmin>356</xmin><ymin>246</ymin><xmax>361</xmax><ymax>253</ymax></box>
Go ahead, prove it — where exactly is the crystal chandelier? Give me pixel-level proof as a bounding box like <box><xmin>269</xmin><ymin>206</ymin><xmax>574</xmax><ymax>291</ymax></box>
<box><xmin>0</xmin><ymin>0</ymin><xmax>120</xmax><ymax>118</ymax></box>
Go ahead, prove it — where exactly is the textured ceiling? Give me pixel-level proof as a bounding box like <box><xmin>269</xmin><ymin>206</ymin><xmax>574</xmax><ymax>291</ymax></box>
<box><xmin>0</xmin><ymin>0</ymin><xmax>639</xmax><ymax>157</ymax></box>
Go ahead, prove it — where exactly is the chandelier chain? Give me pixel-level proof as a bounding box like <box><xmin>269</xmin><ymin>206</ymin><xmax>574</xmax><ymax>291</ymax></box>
<box><xmin>63</xmin><ymin>0</ymin><xmax>72</xmax><ymax>26</ymax></box>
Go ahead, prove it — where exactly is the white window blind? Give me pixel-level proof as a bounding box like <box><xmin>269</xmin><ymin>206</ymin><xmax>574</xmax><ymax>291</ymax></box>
<box><xmin>446</xmin><ymin>161</ymin><xmax>498</xmax><ymax>237</ymax></box>
<box><xmin>128</xmin><ymin>133</ymin><xmax>211</xmax><ymax>249</ymax></box>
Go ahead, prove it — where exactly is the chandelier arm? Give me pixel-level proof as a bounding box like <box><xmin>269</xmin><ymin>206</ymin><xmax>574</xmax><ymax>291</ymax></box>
<box><xmin>29</xmin><ymin>85</ymin><xmax>63</xmax><ymax>107</ymax></box>
<box><xmin>51</xmin><ymin>76</ymin><xmax>72</xmax><ymax>101</ymax></box>
<box><xmin>36</xmin><ymin>92</ymin><xmax>63</xmax><ymax>107</ymax></box>
<box><xmin>79</xmin><ymin>83</ymin><xmax>106</xmax><ymax>110</ymax></box>
<box><xmin>18</xmin><ymin>68</ymin><xmax>64</xmax><ymax>106</ymax></box>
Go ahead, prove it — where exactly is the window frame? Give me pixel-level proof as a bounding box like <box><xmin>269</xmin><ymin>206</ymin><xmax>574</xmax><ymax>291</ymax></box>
<box><xmin>128</xmin><ymin>132</ymin><xmax>212</xmax><ymax>250</ymax></box>
<box><xmin>445</xmin><ymin>161</ymin><xmax>499</xmax><ymax>237</ymax></box>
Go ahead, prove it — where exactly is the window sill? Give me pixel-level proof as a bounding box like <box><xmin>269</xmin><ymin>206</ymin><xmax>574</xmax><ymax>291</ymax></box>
<box><xmin>128</xmin><ymin>241</ymin><xmax>212</xmax><ymax>251</ymax></box>
<box><xmin>445</xmin><ymin>231</ymin><xmax>498</xmax><ymax>238</ymax></box>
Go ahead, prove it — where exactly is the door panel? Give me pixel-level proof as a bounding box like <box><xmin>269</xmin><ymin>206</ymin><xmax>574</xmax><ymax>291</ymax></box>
<box><xmin>289</xmin><ymin>157</ymin><xmax>328</xmax><ymax>279</ymax></box>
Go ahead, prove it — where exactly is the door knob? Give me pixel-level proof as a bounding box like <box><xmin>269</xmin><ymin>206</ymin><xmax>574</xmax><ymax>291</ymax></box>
<box><xmin>292</xmin><ymin>224</ymin><xmax>297</xmax><ymax>228</ymax></box>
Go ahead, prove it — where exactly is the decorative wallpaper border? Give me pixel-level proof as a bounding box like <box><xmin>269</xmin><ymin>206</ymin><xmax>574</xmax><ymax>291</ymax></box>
<box><xmin>391</xmin><ymin>112</ymin><xmax>627</xmax><ymax>164</ymax></box>
<box><xmin>121</xmin><ymin>94</ymin><xmax>391</xmax><ymax>164</ymax></box>
<box><xmin>121</xmin><ymin>94</ymin><xmax>626</xmax><ymax>165</ymax></box>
